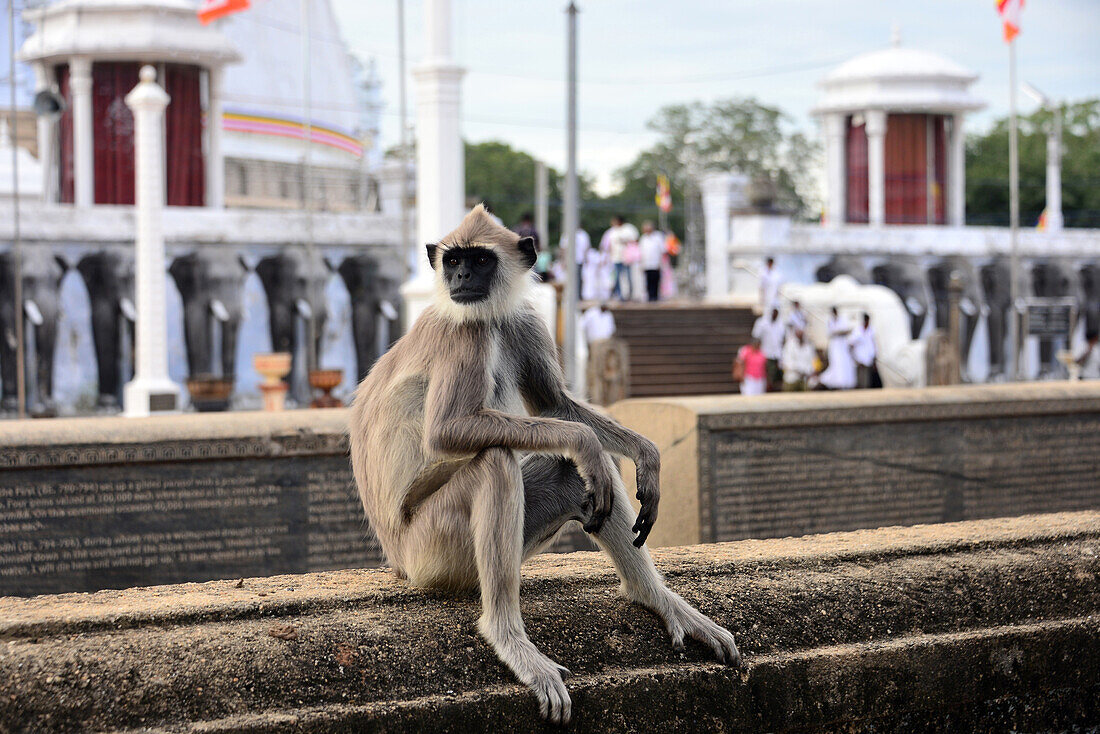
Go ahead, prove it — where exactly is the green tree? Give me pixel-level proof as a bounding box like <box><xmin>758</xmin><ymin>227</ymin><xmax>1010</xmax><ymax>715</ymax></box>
<box><xmin>966</xmin><ymin>98</ymin><xmax>1100</xmax><ymax>227</ymax></box>
<box><xmin>611</xmin><ymin>98</ymin><xmax>822</xmax><ymax>223</ymax></box>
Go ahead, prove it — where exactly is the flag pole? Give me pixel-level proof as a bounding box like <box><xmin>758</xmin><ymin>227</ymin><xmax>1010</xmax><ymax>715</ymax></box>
<box><xmin>562</xmin><ymin>2</ymin><xmax>579</xmax><ymax>392</ymax></box>
<box><xmin>1007</xmin><ymin>37</ymin><xmax>1020</xmax><ymax>380</ymax></box>
<box><xmin>8</xmin><ymin>0</ymin><xmax>25</xmax><ymax>419</ymax></box>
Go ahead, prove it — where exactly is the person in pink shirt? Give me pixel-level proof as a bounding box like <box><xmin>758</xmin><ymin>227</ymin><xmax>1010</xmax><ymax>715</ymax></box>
<box><xmin>735</xmin><ymin>338</ymin><xmax>768</xmax><ymax>396</ymax></box>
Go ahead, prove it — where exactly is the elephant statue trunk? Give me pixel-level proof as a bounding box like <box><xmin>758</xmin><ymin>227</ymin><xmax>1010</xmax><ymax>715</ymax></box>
<box><xmin>0</xmin><ymin>249</ymin><xmax>67</xmax><ymax>416</ymax></box>
<box><xmin>256</xmin><ymin>250</ymin><xmax>332</xmax><ymax>406</ymax></box>
<box><xmin>78</xmin><ymin>251</ymin><xmax>135</xmax><ymax>411</ymax></box>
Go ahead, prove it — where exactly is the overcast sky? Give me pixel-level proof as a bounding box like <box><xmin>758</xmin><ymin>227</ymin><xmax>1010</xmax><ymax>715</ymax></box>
<box><xmin>331</xmin><ymin>0</ymin><xmax>1099</xmax><ymax>193</ymax></box>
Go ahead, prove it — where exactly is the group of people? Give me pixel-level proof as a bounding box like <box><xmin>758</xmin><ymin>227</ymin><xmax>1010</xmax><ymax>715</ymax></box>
<box><xmin>560</xmin><ymin>216</ymin><xmax>680</xmax><ymax>303</ymax></box>
<box><xmin>736</xmin><ymin>300</ymin><xmax>879</xmax><ymax>396</ymax></box>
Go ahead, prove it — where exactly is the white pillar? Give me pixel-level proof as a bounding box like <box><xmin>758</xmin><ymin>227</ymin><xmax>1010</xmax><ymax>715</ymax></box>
<box><xmin>32</xmin><ymin>63</ymin><xmax>57</xmax><ymax>203</ymax></box>
<box><xmin>1045</xmin><ymin>110</ymin><xmax>1063</xmax><ymax>231</ymax></box>
<box><xmin>866</xmin><ymin>110</ymin><xmax>887</xmax><ymax>226</ymax></box>
<box><xmin>124</xmin><ymin>66</ymin><xmax>180</xmax><ymax>417</ymax></box>
<box><xmin>948</xmin><ymin>114</ymin><xmax>966</xmax><ymax>226</ymax></box>
<box><xmin>205</xmin><ymin>65</ymin><xmax>225</xmax><ymax>209</ymax></box>
<box><xmin>823</xmin><ymin>113</ymin><xmax>846</xmax><ymax>227</ymax></box>
<box><xmin>69</xmin><ymin>57</ymin><xmax>94</xmax><ymax>207</ymax></box>
<box><xmin>701</xmin><ymin>172</ymin><xmax>735</xmax><ymax>300</ymax></box>
<box><xmin>401</xmin><ymin>0</ymin><xmax>466</xmax><ymax>327</ymax></box>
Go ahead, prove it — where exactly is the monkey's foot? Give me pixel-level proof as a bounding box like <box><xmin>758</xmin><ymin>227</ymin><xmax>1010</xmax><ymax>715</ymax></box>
<box><xmin>479</xmin><ymin>617</ymin><xmax>572</xmax><ymax>724</ymax></box>
<box><xmin>652</xmin><ymin>591</ymin><xmax>741</xmax><ymax>667</ymax></box>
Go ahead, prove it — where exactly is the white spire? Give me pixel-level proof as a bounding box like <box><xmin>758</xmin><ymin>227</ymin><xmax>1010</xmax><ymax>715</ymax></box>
<box><xmin>891</xmin><ymin>23</ymin><xmax>902</xmax><ymax>48</ymax></box>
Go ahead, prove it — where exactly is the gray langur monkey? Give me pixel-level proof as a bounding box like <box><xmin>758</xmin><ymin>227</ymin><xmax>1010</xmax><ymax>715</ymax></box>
<box><xmin>350</xmin><ymin>205</ymin><xmax>739</xmax><ymax>724</ymax></box>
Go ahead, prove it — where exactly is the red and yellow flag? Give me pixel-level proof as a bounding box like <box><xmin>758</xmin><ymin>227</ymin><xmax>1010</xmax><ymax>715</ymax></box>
<box><xmin>655</xmin><ymin>174</ymin><xmax>672</xmax><ymax>213</ymax></box>
<box><xmin>996</xmin><ymin>0</ymin><xmax>1024</xmax><ymax>42</ymax></box>
<box><xmin>198</xmin><ymin>0</ymin><xmax>250</xmax><ymax>25</ymax></box>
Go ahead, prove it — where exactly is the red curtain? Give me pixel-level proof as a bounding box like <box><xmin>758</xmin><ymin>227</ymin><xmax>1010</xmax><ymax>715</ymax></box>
<box><xmin>884</xmin><ymin>114</ymin><xmax>927</xmax><ymax>224</ymax></box>
<box><xmin>932</xmin><ymin>115</ymin><xmax>946</xmax><ymax>224</ymax></box>
<box><xmin>56</xmin><ymin>64</ymin><xmax>74</xmax><ymax>204</ymax></box>
<box><xmin>845</xmin><ymin>117</ymin><xmax>868</xmax><ymax>224</ymax></box>
<box><xmin>92</xmin><ymin>62</ymin><xmax>138</xmax><ymax>205</ymax></box>
<box><xmin>164</xmin><ymin>64</ymin><xmax>205</xmax><ymax>206</ymax></box>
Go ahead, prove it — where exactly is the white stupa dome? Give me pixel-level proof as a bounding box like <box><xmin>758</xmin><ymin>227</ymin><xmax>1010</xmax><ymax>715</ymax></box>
<box><xmin>0</xmin><ymin>120</ymin><xmax>43</xmax><ymax>199</ymax></box>
<box><xmin>814</xmin><ymin>29</ymin><xmax>984</xmax><ymax>116</ymax></box>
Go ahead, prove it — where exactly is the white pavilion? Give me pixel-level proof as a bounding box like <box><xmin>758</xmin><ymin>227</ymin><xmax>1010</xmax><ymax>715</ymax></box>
<box><xmin>813</xmin><ymin>29</ymin><xmax>984</xmax><ymax>228</ymax></box>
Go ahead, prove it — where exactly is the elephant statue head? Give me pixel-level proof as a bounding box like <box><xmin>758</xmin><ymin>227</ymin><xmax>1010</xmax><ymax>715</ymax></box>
<box><xmin>169</xmin><ymin>251</ymin><xmax>248</xmax><ymax>381</ymax></box>
<box><xmin>255</xmin><ymin>248</ymin><xmax>333</xmax><ymax>403</ymax></box>
<box><xmin>1078</xmin><ymin>263</ymin><xmax>1100</xmax><ymax>336</ymax></box>
<box><xmin>871</xmin><ymin>258</ymin><xmax>929</xmax><ymax>339</ymax></box>
<box><xmin>0</xmin><ymin>248</ymin><xmax>68</xmax><ymax>415</ymax></box>
<box><xmin>337</xmin><ymin>253</ymin><xmax>403</xmax><ymax>381</ymax></box>
<box><xmin>77</xmin><ymin>250</ymin><xmax>135</xmax><ymax>411</ymax></box>
<box><xmin>980</xmin><ymin>259</ymin><xmax>1013</xmax><ymax>377</ymax></box>
<box><xmin>816</xmin><ymin>256</ymin><xmax>870</xmax><ymax>285</ymax></box>
<box><xmin>927</xmin><ymin>257</ymin><xmax>983</xmax><ymax>373</ymax></box>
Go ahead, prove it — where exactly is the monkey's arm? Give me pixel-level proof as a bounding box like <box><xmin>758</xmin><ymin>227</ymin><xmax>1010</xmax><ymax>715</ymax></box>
<box><xmin>423</xmin><ymin>353</ymin><xmax>614</xmax><ymax>532</ymax></box>
<box><xmin>515</xmin><ymin>313</ymin><xmax>660</xmax><ymax>546</ymax></box>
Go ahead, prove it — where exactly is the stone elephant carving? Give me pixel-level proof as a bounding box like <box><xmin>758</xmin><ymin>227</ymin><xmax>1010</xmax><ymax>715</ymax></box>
<box><xmin>871</xmin><ymin>258</ymin><xmax>930</xmax><ymax>339</ymax></box>
<box><xmin>1031</xmin><ymin>260</ymin><xmax>1080</xmax><ymax>373</ymax></box>
<box><xmin>1079</xmin><ymin>263</ymin><xmax>1100</xmax><ymax>337</ymax></box>
<box><xmin>337</xmin><ymin>254</ymin><xmax>402</xmax><ymax>381</ymax></box>
<box><xmin>927</xmin><ymin>257</ymin><xmax>983</xmax><ymax>375</ymax></box>
<box><xmin>980</xmin><ymin>259</ymin><xmax>1013</xmax><ymax>378</ymax></box>
<box><xmin>169</xmin><ymin>251</ymin><xmax>248</xmax><ymax>380</ymax></box>
<box><xmin>255</xmin><ymin>249</ymin><xmax>332</xmax><ymax>404</ymax></box>
<box><xmin>0</xmin><ymin>248</ymin><xmax>67</xmax><ymax>415</ymax></box>
<box><xmin>77</xmin><ymin>250</ymin><xmax>135</xmax><ymax>410</ymax></box>
<box><xmin>816</xmin><ymin>255</ymin><xmax>870</xmax><ymax>285</ymax></box>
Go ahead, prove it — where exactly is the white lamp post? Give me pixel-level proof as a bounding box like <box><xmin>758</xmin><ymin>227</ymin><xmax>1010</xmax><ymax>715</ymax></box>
<box><xmin>123</xmin><ymin>66</ymin><xmax>180</xmax><ymax>417</ymax></box>
<box><xmin>1022</xmin><ymin>81</ymin><xmax>1063</xmax><ymax>232</ymax></box>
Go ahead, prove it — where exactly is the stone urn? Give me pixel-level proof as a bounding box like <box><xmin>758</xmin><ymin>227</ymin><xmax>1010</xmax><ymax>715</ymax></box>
<box><xmin>186</xmin><ymin>374</ymin><xmax>234</xmax><ymax>412</ymax></box>
<box><xmin>309</xmin><ymin>369</ymin><xmax>344</xmax><ymax>408</ymax></box>
<box><xmin>254</xmin><ymin>352</ymin><xmax>292</xmax><ymax>411</ymax></box>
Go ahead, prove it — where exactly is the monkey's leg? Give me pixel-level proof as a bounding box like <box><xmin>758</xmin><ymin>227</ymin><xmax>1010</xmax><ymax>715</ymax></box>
<box><xmin>463</xmin><ymin>447</ymin><xmax>572</xmax><ymax>724</ymax></box>
<box><xmin>521</xmin><ymin>453</ymin><xmax>740</xmax><ymax>666</ymax></box>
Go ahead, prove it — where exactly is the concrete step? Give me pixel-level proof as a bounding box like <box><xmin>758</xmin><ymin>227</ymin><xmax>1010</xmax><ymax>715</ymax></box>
<box><xmin>1</xmin><ymin>512</ymin><xmax>1098</xmax><ymax>732</ymax></box>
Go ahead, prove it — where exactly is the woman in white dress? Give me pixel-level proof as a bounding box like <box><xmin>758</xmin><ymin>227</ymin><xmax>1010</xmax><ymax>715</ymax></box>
<box><xmin>819</xmin><ymin>306</ymin><xmax>857</xmax><ymax>390</ymax></box>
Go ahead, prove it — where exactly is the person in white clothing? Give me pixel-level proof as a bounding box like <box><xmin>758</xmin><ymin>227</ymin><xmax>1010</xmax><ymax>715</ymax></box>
<box><xmin>751</xmin><ymin>307</ymin><xmax>786</xmax><ymax>390</ymax></box>
<box><xmin>780</xmin><ymin>329</ymin><xmax>817</xmax><ymax>391</ymax></box>
<box><xmin>1074</xmin><ymin>329</ymin><xmax>1100</xmax><ymax>379</ymax></box>
<box><xmin>560</xmin><ymin>228</ymin><xmax>591</xmax><ymax>297</ymax></box>
<box><xmin>759</xmin><ymin>257</ymin><xmax>781</xmax><ymax>310</ymax></box>
<box><xmin>604</xmin><ymin>215</ymin><xmax>639</xmax><ymax>301</ymax></box>
<box><xmin>638</xmin><ymin>221</ymin><xmax>665</xmax><ymax>302</ymax></box>
<box><xmin>819</xmin><ymin>306</ymin><xmax>857</xmax><ymax>390</ymax></box>
<box><xmin>787</xmin><ymin>300</ymin><xmax>807</xmax><ymax>335</ymax></box>
<box><xmin>581</xmin><ymin>303</ymin><xmax>616</xmax><ymax>344</ymax></box>
<box><xmin>849</xmin><ymin>313</ymin><xmax>878</xmax><ymax>388</ymax></box>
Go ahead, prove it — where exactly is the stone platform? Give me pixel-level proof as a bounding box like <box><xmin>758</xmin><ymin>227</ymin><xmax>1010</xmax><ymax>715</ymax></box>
<box><xmin>611</xmin><ymin>382</ymin><xmax>1100</xmax><ymax>548</ymax></box>
<box><xmin>0</xmin><ymin>512</ymin><xmax>1097</xmax><ymax>732</ymax></box>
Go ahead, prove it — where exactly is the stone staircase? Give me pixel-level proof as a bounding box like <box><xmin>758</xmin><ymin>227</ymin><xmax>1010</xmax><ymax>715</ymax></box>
<box><xmin>608</xmin><ymin>304</ymin><xmax>757</xmax><ymax>397</ymax></box>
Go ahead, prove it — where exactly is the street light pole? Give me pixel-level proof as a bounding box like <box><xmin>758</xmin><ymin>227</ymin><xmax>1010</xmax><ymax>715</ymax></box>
<box><xmin>1007</xmin><ymin>39</ymin><xmax>1021</xmax><ymax>380</ymax></box>
<box><xmin>562</xmin><ymin>2</ymin><xmax>579</xmax><ymax>391</ymax></box>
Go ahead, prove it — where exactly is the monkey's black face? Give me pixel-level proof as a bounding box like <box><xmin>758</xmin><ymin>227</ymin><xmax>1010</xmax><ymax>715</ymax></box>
<box><xmin>440</xmin><ymin>247</ymin><xmax>498</xmax><ymax>304</ymax></box>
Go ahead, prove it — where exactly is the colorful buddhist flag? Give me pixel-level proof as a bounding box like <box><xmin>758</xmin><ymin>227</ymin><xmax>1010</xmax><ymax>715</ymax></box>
<box><xmin>655</xmin><ymin>174</ymin><xmax>673</xmax><ymax>213</ymax></box>
<box><xmin>198</xmin><ymin>0</ymin><xmax>250</xmax><ymax>25</ymax></box>
<box><xmin>1037</xmin><ymin>208</ymin><xmax>1048</xmax><ymax>231</ymax></box>
<box><xmin>996</xmin><ymin>0</ymin><xmax>1024</xmax><ymax>42</ymax></box>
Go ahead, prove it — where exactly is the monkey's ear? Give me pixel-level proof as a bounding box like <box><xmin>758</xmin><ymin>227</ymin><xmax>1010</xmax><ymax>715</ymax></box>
<box><xmin>425</xmin><ymin>243</ymin><xmax>438</xmax><ymax>269</ymax></box>
<box><xmin>517</xmin><ymin>237</ymin><xmax>537</xmax><ymax>270</ymax></box>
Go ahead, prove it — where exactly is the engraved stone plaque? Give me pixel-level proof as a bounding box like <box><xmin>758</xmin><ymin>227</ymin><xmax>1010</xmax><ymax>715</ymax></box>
<box><xmin>0</xmin><ymin>454</ymin><xmax>381</xmax><ymax>596</ymax></box>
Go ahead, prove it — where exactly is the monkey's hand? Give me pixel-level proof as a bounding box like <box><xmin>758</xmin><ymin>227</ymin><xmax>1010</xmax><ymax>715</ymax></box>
<box><xmin>632</xmin><ymin>441</ymin><xmax>661</xmax><ymax>547</ymax></box>
<box><xmin>573</xmin><ymin>429</ymin><xmax>614</xmax><ymax>534</ymax></box>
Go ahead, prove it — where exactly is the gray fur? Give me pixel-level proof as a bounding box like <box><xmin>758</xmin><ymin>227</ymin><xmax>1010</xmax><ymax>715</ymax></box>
<box><xmin>349</xmin><ymin>206</ymin><xmax>739</xmax><ymax>724</ymax></box>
